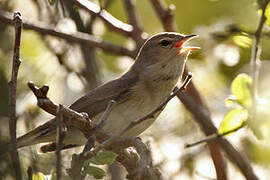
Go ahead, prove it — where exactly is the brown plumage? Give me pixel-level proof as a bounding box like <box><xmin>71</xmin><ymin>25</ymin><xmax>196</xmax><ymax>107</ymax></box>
<box><xmin>0</xmin><ymin>32</ymin><xmax>198</xmax><ymax>154</ymax></box>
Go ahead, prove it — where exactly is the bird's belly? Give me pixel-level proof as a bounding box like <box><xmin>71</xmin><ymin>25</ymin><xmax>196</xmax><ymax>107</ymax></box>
<box><xmin>93</xmin><ymin>80</ymin><xmax>177</xmax><ymax>137</ymax></box>
<box><xmin>93</xmin><ymin>96</ymin><xmax>162</xmax><ymax>137</ymax></box>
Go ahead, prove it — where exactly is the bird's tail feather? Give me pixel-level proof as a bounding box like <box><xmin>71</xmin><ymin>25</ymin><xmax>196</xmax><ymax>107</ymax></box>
<box><xmin>0</xmin><ymin>119</ymin><xmax>57</xmax><ymax>156</ymax></box>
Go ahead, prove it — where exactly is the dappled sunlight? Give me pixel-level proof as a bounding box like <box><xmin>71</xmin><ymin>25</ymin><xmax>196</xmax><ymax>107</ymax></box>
<box><xmin>1</xmin><ymin>0</ymin><xmax>270</xmax><ymax>179</ymax></box>
<box><xmin>214</xmin><ymin>44</ymin><xmax>240</xmax><ymax>66</ymax></box>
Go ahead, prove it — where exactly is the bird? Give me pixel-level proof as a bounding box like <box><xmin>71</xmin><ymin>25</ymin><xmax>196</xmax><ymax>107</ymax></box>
<box><xmin>0</xmin><ymin>32</ymin><xmax>199</xmax><ymax>154</ymax></box>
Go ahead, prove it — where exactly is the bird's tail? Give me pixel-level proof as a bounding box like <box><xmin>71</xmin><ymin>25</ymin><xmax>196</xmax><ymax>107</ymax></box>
<box><xmin>0</xmin><ymin>119</ymin><xmax>57</xmax><ymax>155</ymax></box>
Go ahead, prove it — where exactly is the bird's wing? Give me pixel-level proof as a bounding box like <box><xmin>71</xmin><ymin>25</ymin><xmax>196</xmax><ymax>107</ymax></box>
<box><xmin>69</xmin><ymin>71</ymin><xmax>139</xmax><ymax>118</ymax></box>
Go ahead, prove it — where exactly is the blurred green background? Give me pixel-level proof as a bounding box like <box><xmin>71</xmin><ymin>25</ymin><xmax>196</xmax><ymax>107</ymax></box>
<box><xmin>1</xmin><ymin>0</ymin><xmax>270</xmax><ymax>179</ymax></box>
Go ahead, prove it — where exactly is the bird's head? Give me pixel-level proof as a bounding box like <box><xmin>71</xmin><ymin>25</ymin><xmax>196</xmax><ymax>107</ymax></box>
<box><xmin>135</xmin><ymin>32</ymin><xmax>199</xmax><ymax>67</ymax></box>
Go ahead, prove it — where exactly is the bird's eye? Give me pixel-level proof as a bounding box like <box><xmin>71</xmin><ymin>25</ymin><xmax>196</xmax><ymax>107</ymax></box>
<box><xmin>160</xmin><ymin>40</ymin><xmax>171</xmax><ymax>47</ymax></box>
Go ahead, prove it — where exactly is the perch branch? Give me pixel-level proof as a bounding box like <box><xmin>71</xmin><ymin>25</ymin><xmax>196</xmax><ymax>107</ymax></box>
<box><xmin>27</xmin><ymin>81</ymin><xmax>100</xmax><ymax>138</ymax></box>
<box><xmin>0</xmin><ymin>10</ymin><xmax>136</xmax><ymax>58</ymax></box>
<box><xmin>8</xmin><ymin>11</ymin><xmax>23</xmax><ymax>180</ymax></box>
<box><xmin>68</xmin><ymin>73</ymin><xmax>192</xmax><ymax>180</ymax></box>
<box><xmin>87</xmin><ymin>73</ymin><xmax>192</xmax><ymax>157</ymax></box>
<box><xmin>28</xmin><ymin>81</ymin><xmax>161</xmax><ymax>179</ymax></box>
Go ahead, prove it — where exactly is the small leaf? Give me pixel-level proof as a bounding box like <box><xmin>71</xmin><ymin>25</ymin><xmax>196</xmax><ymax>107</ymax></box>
<box><xmin>265</xmin><ymin>4</ymin><xmax>270</xmax><ymax>26</ymax></box>
<box><xmin>88</xmin><ymin>151</ymin><xmax>118</xmax><ymax>165</ymax></box>
<box><xmin>219</xmin><ymin>108</ymin><xmax>248</xmax><ymax>135</ymax></box>
<box><xmin>48</xmin><ymin>0</ymin><xmax>57</xmax><ymax>5</ymax></box>
<box><xmin>258</xmin><ymin>3</ymin><xmax>270</xmax><ymax>27</ymax></box>
<box><xmin>85</xmin><ymin>166</ymin><xmax>106</xmax><ymax>179</ymax></box>
<box><xmin>32</xmin><ymin>172</ymin><xmax>46</xmax><ymax>180</ymax></box>
<box><xmin>231</xmin><ymin>73</ymin><xmax>252</xmax><ymax>108</ymax></box>
<box><xmin>232</xmin><ymin>35</ymin><xmax>252</xmax><ymax>48</ymax></box>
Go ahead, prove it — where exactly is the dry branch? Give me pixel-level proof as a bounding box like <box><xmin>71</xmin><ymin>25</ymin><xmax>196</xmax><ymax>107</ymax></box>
<box><xmin>123</xmin><ymin>0</ymin><xmax>146</xmax><ymax>47</ymax></box>
<box><xmin>28</xmin><ymin>81</ymin><xmax>164</xmax><ymax>179</ymax></box>
<box><xmin>8</xmin><ymin>11</ymin><xmax>23</xmax><ymax>180</ymax></box>
<box><xmin>0</xmin><ymin>10</ymin><xmax>136</xmax><ymax>58</ymax></box>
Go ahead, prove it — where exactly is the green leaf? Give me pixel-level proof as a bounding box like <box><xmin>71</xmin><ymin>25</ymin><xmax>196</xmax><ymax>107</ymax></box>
<box><xmin>265</xmin><ymin>4</ymin><xmax>270</xmax><ymax>26</ymax></box>
<box><xmin>88</xmin><ymin>151</ymin><xmax>118</xmax><ymax>165</ymax></box>
<box><xmin>231</xmin><ymin>73</ymin><xmax>252</xmax><ymax>108</ymax></box>
<box><xmin>232</xmin><ymin>35</ymin><xmax>252</xmax><ymax>48</ymax></box>
<box><xmin>258</xmin><ymin>3</ymin><xmax>270</xmax><ymax>26</ymax></box>
<box><xmin>48</xmin><ymin>0</ymin><xmax>57</xmax><ymax>5</ymax></box>
<box><xmin>85</xmin><ymin>166</ymin><xmax>106</xmax><ymax>179</ymax></box>
<box><xmin>219</xmin><ymin>108</ymin><xmax>248</xmax><ymax>134</ymax></box>
<box><xmin>32</xmin><ymin>172</ymin><xmax>46</xmax><ymax>180</ymax></box>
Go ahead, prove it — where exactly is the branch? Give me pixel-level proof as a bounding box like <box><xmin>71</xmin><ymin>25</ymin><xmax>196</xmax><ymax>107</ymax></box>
<box><xmin>149</xmin><ymin>0</ymin><xmax>176</xmax><ymax>32</ymax></box>
<box><xmin>56</xmin><ymin>105</ymin><xmax>63</xmax><ymax>180</ymax></box>
<box><xmin>185</xmin><ymin>123</ymin><xmax>246</xmax><ymax>148</ymax></box>
<box><xmin>68</xmin><ymin>73</ymin><xmax>192</xmax><ymax>180</ymax></box>
<box><xmin>73</xmin><ymin>0</ymin><xmax>133</xmax><ymax>37</ymax></box>
<box><xmin>28</xmin><ymin>81</ymin><xmax>160</xmax><ymax>179</ymax></box>
<box><xmin>8</xmin><ymin>11</ymin><xmax>23</xmax><ymax>180</ymax></box>
<box><xmin>27</xmin><ymin>81</ymin><xmax>103</xmax><ymax>138</ymax></box>
<box><xmin>250</xmin><ymin>0</ymin><xmax>270</xmax><ymax>129</ymax></box>
<box><xmin>0</xmin><ymin>10</ymin><xmax>136</xmax><ymax>58</ymax></box>
<box><xmin>123</xmin><ymin>0</ymin><xmax>146</xmax><ymax>47</ymax></box>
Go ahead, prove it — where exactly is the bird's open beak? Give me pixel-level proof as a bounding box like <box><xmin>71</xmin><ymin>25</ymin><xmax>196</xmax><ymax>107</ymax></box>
<box><xmin>174</xmin><ymin>34</ymin><xmax>200</xmax><ymax>54</ymax></box>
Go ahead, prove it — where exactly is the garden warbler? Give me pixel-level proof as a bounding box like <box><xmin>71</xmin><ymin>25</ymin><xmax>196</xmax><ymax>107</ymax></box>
<box><xmin>0</xmin><ymin>32</ymin><xmax>199</xmax><ymax>154</ymax></box>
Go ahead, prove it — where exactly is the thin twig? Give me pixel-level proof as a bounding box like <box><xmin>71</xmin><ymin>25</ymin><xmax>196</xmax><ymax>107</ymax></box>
<box><xmin>251</xmin><ymin>0</ymin><xmax>270</xmax><ymax>127</ymax></box>
<box><xmin>0</xmin><ymin>10</ymin><xmax>136</xmax><ymax>58</ymax></box>
<box><xmin>27</xmin><ymin>166</ymin><xmax>33</xmax><ymax>180</ymax></box>
<box><xmin>185</xmin><ymin>123</ymin><xmax>246</xmax><ymax>148</ymax></box>
<box><xmin>149</xmin><ymin>0</ymin><xmax>176</xmax><ymax>32</ymax></box>
<box><xmin>123</xmin><ymin>0</ymin><xmax>146</xmax><ymax>47</ymax></box>
<box><xmin>8</xmin><ymin>11</ymin><xmax>23</xmax><ymax>180</ymax></box>
<box><xmin>56</xmin><ymin>105</ymin><xmax>63</xmax><ymax>180</ymax></box>
<box><xmin>94</xmin><ymin>100</ymin><xmax>116</xmax><ymax>132</ymax></box>
<box><xmin>73</xmin><ymin>0</ymin><xmax>133</xmax><ymax>37</ymax></box>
